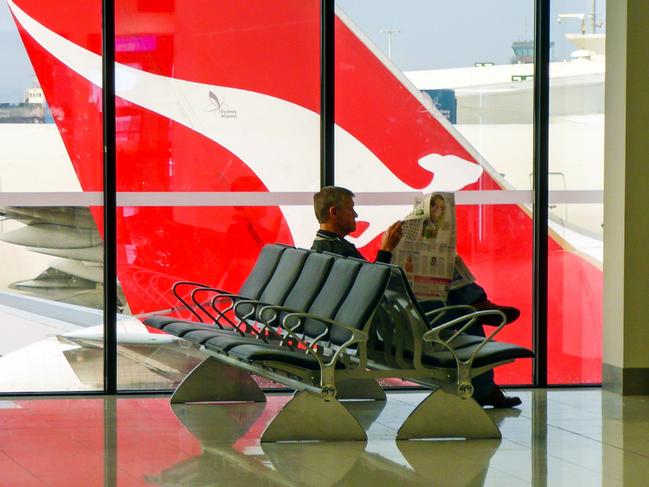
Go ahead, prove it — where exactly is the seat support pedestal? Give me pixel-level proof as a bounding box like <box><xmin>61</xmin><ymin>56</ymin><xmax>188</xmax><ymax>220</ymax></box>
<box><xmin>170</xmin><ymin>357</ymin><xmax>266</xmax><ymax>404</ymax></box>
<box><xmin>261</xmin><ymin>391</ymin><xmax>367</xmax><ymax>442</ymax></box>
<box><xmin>397</xmin><ymin>388</ymin><xmax>501</xmax><ymax>440</ymax></box>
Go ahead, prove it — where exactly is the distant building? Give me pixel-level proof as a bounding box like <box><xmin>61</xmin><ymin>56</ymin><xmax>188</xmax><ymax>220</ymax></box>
<box><xmin>25</xmin><ymin>87</ymin><xmax>45</xmax><ymax>104</ymax></box>
<box><xmin>511</xmin><ymin>40</ymin><xmax>555</xmax><ymax>64</ymax></box>
<box><xmin>0</xmin><ymin>87</ymin><xmax>52</xmax><ymax>123</ymax></box>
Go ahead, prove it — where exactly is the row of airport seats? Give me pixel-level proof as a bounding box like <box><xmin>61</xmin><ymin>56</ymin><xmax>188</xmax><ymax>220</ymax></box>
<box><xmin>144</xmin><ymin>243</ymin><xmax>534</xmax><ymax>442</ymax></box>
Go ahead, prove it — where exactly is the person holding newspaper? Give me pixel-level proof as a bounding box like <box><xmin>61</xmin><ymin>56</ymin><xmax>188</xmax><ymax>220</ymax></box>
<box><xmin>311</xmin><ymin>186</ymin><xmax>521</xmax><ymax>408</ymax></box>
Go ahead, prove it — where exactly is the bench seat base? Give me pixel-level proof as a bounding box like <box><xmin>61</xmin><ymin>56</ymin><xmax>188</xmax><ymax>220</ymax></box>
<box><xmin>397</xmin><ymin>387</ymin><xmax>501</xmax><ymax>440</ymax></box>
<box><xmin>171</xmin><ymin>357</ymin><xmax>266</xmax><ymax>404</ymax></box>
<box><xmin>262</xmin><ymin>390</ymin><xmax>367</xmax><ymax>443</ymax></box>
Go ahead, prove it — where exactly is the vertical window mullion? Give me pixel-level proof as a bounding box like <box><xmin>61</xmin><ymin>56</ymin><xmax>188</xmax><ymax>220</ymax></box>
<box><xmin>102</xmin><ymin>0</ymin><xmax>117</xmax><ymax>394</ymax></box>
<box><xmin>533</xmin><ymin>0</ymin><xmax>550</xmax><ymax>387</ymax></box>
<box><xmin>320</xmin><ymin>0</ymin><xmax>335</xmax><ymax>187</ymax></box>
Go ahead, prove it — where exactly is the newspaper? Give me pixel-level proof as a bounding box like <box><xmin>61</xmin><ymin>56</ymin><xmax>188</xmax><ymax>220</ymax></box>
<box><xmin>392</xmin><ymin>192</ymin><xmax>475</xmax><ymax>302</ymax></box>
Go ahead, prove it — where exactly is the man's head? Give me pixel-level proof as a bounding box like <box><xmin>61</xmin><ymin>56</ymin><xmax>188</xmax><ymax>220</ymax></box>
<box><xmin>313</xmin><ymin>186</ymin><xmax>357</xmax><ymax>236</ymax></box>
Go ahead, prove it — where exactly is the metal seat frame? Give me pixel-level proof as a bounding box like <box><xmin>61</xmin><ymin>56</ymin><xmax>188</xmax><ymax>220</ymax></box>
<box><xmin>147</xmin><ymin>245</ymin><xmax>533</xmax><ymax>443</ymax></box>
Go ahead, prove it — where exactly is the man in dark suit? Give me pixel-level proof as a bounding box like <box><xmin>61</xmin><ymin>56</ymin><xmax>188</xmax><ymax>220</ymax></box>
<box><xmin>311</xmin><ymin>186</ymin><xmax>521</xmax><ymax>408</ymax></box>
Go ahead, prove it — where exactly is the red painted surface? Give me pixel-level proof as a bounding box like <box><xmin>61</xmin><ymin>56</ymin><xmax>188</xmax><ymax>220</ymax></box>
<box><xmin>10</xmin><ymin>0</ymin><xmax>601</xmax><ymax>384</ymax></box>
<box><xmin>0</xmin><ymin>398</ymin><xmax>201</xmax><ymax>486</ymax></box>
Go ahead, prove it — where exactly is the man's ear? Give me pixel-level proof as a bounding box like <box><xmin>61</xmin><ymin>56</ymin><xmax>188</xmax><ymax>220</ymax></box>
<box><xmin>328</xmin><ymin>205</ymin><xmax>337</xmax><ymax>220</ymax></box>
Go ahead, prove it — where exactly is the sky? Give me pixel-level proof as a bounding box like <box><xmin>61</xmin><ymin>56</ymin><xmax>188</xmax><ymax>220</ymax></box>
<box><xmin>0</xmin><ymin>0</ymin><xmax>605</xmax><ymax>102</ymax></box>
<box><xmin>0</xmin><ymin>0</ymin><xmax>37</xmax><ymax>102</ymax></box>
<box><xmin>336</xmin><ymin>0</ymin><xmax>606</xmax><ymax>70</ymax></box>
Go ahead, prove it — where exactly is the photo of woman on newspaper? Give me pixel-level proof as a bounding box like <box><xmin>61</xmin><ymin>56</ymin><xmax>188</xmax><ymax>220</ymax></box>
<box><xmin>421</xmin><ymin>193</ymin><xmax>446</xmax><ymax>239</ymax></box>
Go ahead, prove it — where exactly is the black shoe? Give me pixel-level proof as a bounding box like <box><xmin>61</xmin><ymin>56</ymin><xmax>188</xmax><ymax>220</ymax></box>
<box><xmin>472</xmin><ymin>299</ymin><xmax>520</xmax><ymax>326</ymax></box>
<box><xmin>476</xmin><ymin>387</ymin><xmax>522</xmax><ymax>408</ymax></box>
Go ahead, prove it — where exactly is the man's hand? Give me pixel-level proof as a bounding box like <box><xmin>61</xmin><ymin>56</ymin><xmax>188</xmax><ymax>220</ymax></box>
<box><xmin>381</xmin><ymin>221</ymin><xmax>403</xmax><ymax>252</ymax></box>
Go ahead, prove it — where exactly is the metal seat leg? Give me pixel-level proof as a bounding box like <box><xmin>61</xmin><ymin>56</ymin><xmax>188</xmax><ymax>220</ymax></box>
<box><xmin>396</xmin><ymin>388</ymin><xmax>501</xmax><ymax>440</ymax></box>
<box><xmin>170</xmin><ymin>356</ymin><xmax>266</xmax><ymax>404</ymax></box>
<box><xmin>261</xmin><ymin>390</ymin><xmax>367</xmax><ymax>442</ymax></box>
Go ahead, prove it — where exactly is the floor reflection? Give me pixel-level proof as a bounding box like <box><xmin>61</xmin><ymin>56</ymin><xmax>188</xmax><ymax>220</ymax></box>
<box><xmin>157</xmin><ymin>394</ymin><xmax>503</xmax><ymax>487</ymax></box>
<box><xmin>6</xmin><ymin>390</ymin><xmax>649</xmax><ymax>486</ymax></box>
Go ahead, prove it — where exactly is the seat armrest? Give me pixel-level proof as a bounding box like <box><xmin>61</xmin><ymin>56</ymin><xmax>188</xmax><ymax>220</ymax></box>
<box><xmin>172</xmin><ymin>280</ymin><xmax>226</xmax><ymax>322</ymax></box>
<box><xmin>424</xmin><ymin>309</ymin><xmax>505</xmax><ymax>344</ymax></box>
<box><xmin>281</xmin><ymin>312</ymin><xmax>368</xmax><ymax>365</ymax></box>
<box><xmin>201</xmin><ymin>291</ymin><xmax>262</xmax><ymax>331</ymax></box>
<box><xmin>422</xmin><ymin>309</ymin><xmax>508</xmax><ymax>397</ymax></box>
<box><xmin>256</xmin><ymin>304</ymin><xmax>305</xmax><ymax>330</ymax></box>
<box><xmin>187</xmin><ymin>286</ymin><xmax>240</xmax><ymax>323</ymax></box>
<box><xmin>231</xmin><ymin>299</ymin><xmax>292</xmax><ymax>338</ymax></box>
<box><xmin>423</xmin><ymin>304</ymin><xmax>477</xmax><ymax>327</ymax></box>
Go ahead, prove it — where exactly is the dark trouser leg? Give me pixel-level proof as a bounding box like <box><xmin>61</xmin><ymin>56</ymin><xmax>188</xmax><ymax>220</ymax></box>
<box><xmin>471</xmin><ymin>369</ymin><xmax>494</xmax><ymax>400</ymax></box>
<box><xmin>447</xmin><ymin>282</ymin><xmax>487</xmax><ymax>308</ymax></box>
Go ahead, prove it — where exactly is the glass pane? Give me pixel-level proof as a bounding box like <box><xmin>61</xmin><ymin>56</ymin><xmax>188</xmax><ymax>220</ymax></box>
<box><xmin>113</xmin><ymin>0</ymin><xmax>320</xmax><ymax>192</ymax></box>
<box><xmin>548</xmin><ymin>0</ymin><xmax>605</xmax><ymax>384</ymax></box>
<box><xmin>334</xmin><ymin>1</ymin><xmax>534</xmax><ymax>385</ymax></box>
<box><xmin>1</xmin><ymin>1</ymin><xmax>102</xmax><ymax>193</ymax></box>
<box><xmin>118</xmin><ymin>204</ymin><xmax>316</xmax><ymax>391</ymax></box>
<box><xmin>548</xmin><ymin>204</ymin><xmax>603</xmax><ymax>384</ymax></box>
<box><xmin>0</xmin><ymin>206</ymin><xmax>104</xmax><ymax>392</ymax></box>
<box><xmin>112</xmin><ymin>1</ymin><xmax>321</xmax><ymax>390</ymax></box>
<box><xmin>0</xmin><ymin>0</ymin><xmax>104</xmax><ymax>392</ymax></box>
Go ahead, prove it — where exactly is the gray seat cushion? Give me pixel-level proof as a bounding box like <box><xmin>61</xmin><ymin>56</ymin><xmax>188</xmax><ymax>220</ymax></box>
<box><xmin>421</xmin><ymin>342</ymin><xmax>535</xmax><ymax>368</ymax></box>
<box><xmin>203</xmin><ymin>333</ymin><xmax>282</xmax><ymax>352</ymax></box>
<box><xmin>159</xmin><ymin>321</ymin><xmax>237</xmax><ymax>338</ymax></box>
<box><xmin>144</xmin><ymin>315</ymin><xmax>185</xmax><ymax>329</ymax></box>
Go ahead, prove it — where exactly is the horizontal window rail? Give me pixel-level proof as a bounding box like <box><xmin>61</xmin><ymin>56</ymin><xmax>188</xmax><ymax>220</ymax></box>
<box><xmin>0</xmin><ymin>190</ymin><xmax>603</xmax><ymax>207</ymax></box>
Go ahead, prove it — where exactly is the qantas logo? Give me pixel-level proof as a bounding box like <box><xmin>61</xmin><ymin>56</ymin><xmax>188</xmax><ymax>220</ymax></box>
<box><xmin>8</xmin><ymin>0</ymin><xmax>482</xmax><ymax>248</ymax></box>
<box><xmin>207</xmin><ymin>91</ymin><xmax>238</xmax><ymax>119</ymax></box>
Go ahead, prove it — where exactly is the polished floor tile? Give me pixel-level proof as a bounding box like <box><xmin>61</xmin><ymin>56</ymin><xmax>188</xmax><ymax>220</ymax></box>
<box><xmin>2</xmin><ymin>389</ymin><xmax>649</xmax><ymax>486</ymax></box>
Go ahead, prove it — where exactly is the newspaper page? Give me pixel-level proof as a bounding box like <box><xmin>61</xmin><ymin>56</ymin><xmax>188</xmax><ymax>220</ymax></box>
<box><xmin>393</xmin><ymin>193</ymin><xmax>475</xmax><ymax>302</ymax></box>
<box><xmin>451</xmin><ymin>255</ymin><xmax>476</xmax><ymax>291</ymax></box>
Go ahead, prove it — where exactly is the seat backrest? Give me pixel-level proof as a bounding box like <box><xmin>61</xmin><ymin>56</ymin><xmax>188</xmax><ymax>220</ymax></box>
<box><xmin>238</xmin><ymin>244</ymin><xmax>288</xmax><ymax>299</ymax></box>
<box><xmin>256</xmin><ymin>247</ymin><xmax>310</xmax><ymax>307</ymax></box>
<box><xmin>371</xmin><ymin>265</ymin><xmax>431</xmax><ymax>356</ymax></box>
<box><xmin>301</xmin><ymin>258</ymin><xmax>363</xmax><ymax>338</ymax></box>
<box><xmin>328</xmin><ymin>262</ymin><xmax>392</xmax><ymax>346</ymax></box>
<box><xmin>397</xmin><ymin>267</ymin><xmax>431</xmax><ymax>324</ymax></box>
<box><xmin>269</xmin><ymin>252</ymin><xmax>335</xmax><ymax>325</ymax></box>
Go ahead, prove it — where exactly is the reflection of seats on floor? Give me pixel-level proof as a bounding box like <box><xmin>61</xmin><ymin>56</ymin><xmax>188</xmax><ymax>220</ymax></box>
<box><xmin>333</xmin><ymin>450</ymin><xmax>424</xmax><ymax>486</ymax></box>
<box><xmin>145</xmin><ymin>402</ymin><xmax>293</xmax><ymax>487</ymax></box>
<box><xmin>262</xmin><ymin>442</ymin><xmax>366</xmax><ymax>487</ymax></box>
<box><xmin>398</xmin><ymin>439</ymin><xmax>499</xmax><ymax>486</ymax></box>
<box><xmin>264</xmin><ymin>440</ymin><xmax>498</xmax><ymax>487</ymax></box>
<box><xmin>145</xmin><ymin>244</ymin><xmax>534</xmax><ymax>442</ymax></box>
<box><xmin>144</xmin><ymin>450</ymin><xmax>287</xmax><ymax>487</ymax></box>
<box><xmin>152</xmin><ymin>402</ymin><xmax>366</xmax><ymax>487</ymax></box>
